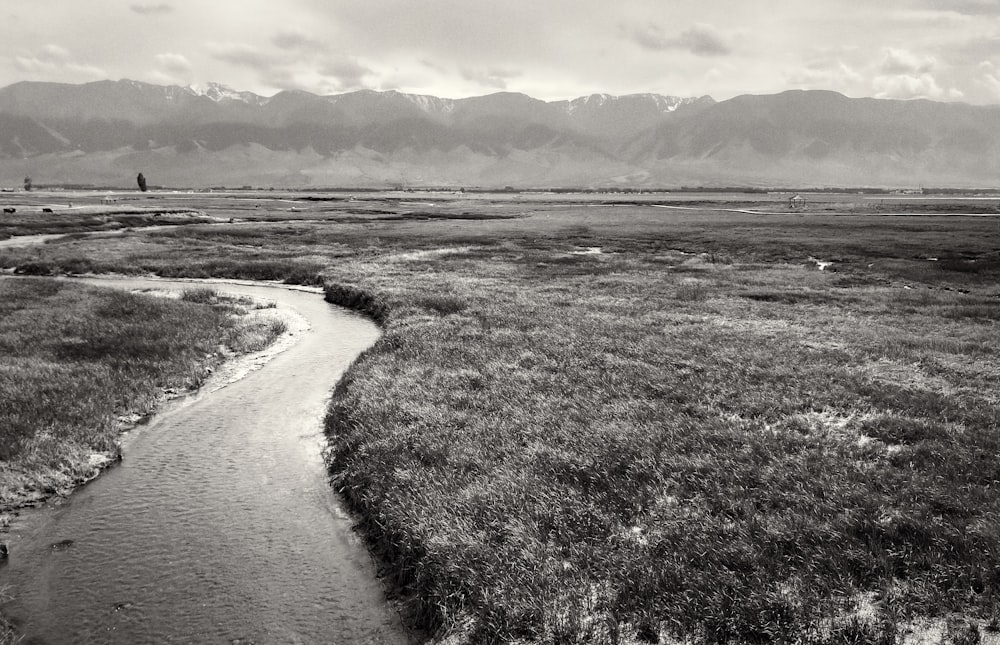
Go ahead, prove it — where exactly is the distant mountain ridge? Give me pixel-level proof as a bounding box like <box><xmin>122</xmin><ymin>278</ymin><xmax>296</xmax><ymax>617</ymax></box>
<box><xmin>1</xmin><ymin>79</ymin><xmax>999</xmax><ymax>188</ymax></box>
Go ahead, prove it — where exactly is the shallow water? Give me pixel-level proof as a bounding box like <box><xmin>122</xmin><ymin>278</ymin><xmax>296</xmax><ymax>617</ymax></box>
<box><xmin>0</xmin><ymin>278</ymin><xmax>408</xmax><ymax>644</ymax></box>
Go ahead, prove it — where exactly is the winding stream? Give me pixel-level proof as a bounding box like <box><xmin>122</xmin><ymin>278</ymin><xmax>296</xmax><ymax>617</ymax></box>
<box><xmin>0</xmin><ymin>277</ymin><xmax>408</xmax><ymax>644</ymax></box>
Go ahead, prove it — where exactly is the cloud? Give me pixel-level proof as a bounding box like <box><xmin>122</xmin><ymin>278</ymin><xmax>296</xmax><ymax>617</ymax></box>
<box><xmin>130</xmin><ymin>3</ymin><xmax>173</xmax><ymax>15</ymax></box>
<box><xmin>677</xmin><ymin>24</ymin><xmax>733</xmax><ymax>57</ymax></box>
<box><xmin>13</xmin><ymin>44</ymin><xmax>105</xmax><ymax>78</ymax></box>
<box><xmin>628</xmin><ymin>25</ymin><xmax>670</xmax><ymax>50</ymax></box>
<box><xmin>208</xmin><ymin>42</ymin><xmax>279</xmax><ymax>70</ymax></box>
<box><xmin>460</xmin><ymin>67</ymin><xmax>522</xmax><ymax>90</ymax></box>
<box><xmin>627</xmin><ymin>23</ymin><xmax>732</xmax><ymax>57</ymax></box>
<box><xmin>949</xmin><ymin>34</ymin><xmax>1000</xmax><ymax>63</ymax></box>
<box><xmin>870</xmin><ymin>47</ymin><xmax>967</xmax><ymax>101</ymax></box>
<box><xmin>420</xmin><ymin>59</ymin><xmax>448</xmax><ymax>74</ymax></box>
<box><xmin>155</xmin><ymin>52</ymin><xmax>191</xmax><ymax>74</ymax></box>
<box><xmin>272</xmin><ymin>30</ymin><xmax>327</xmax><ymax>52</ymax></box>
<box><xmin>319</xmin><ymin>55</ymin><xmax>371</xmax><ymax>89</ymax></box>
<box><xmin>786</xmin><ymin>61</ymin><xmax>864</xmax><ymax>88</ymax></box>
<box><xmin>208</xmin><ymin>39</ymin><xmax>374</xmax><ymax>93</ymax></box>
<box><xmin>13</xmin><ymin>57</ymin><xmax>106</xmax><ymax>77</ymax></box>
<box><xmin>915</xmin><ymin>0</ymin><xmax>1000</xmax><ymax>14</ymax></box>
<box><xmin>975</xmin><ymin>60</ymin><xmax>1000</xmax><ymax>98</ymax></box>
<box><xmin>40</xmin><ymin>44</ymin><xmax>72</xmax><ymax>63</ymax></box>
<box><xmin>258</xmin><ymin>68</ymin><xmax>299</xmax><ymax>91</ymax></box>
<box><xmin>879</xmin><ymin>48</ymin><xmax>936</xmax><ymax>75</ymax></box>
<box><xmin>8</xmin><ymin>0</ymin><xmax>987</xmax><ymax>103</ymax></box>
<box><xmin>873</xmin><ymin>72</ymin><xmax>952</xmax><ymax>99</ymax></box>
<box><xmin>13</xmin><ymin>55</ymin><xmax>55</xmax><ymax>74</ymax></box>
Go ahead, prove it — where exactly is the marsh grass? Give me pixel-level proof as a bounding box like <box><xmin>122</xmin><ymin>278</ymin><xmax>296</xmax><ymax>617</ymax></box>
<box><xmin>322</xmin><ymin>275</ymin><xmax>1000</xmax><ymax>642</ymax></box>
<box><xmin>0</xmin><ymin>211</ymin><xmax>210</xmax><ymax>239</ymax></box>
<box><xmin>225</xmin><ymin>314</ymin><xmax>288</xmax><ymax>353</ymax></box>
<box><xmin>14</xmin><ymin>256</ymin><xmax>327</xmax><ymax>285</ymax></box>
<box><xmin>2</xmin><ymin>200</ymin><xmax>999</xmax><ymax>643</ymax></box>
<box><xmin>313</xmin><ymin>213</ymin><xmax>1000</xmax><ymax>643</ymax></box>
<box><xmin>414</xmin><ymin>294</ymin><xmax>468</xmax><ymax>316</ymax></box>
<box><xmin>180</xmin><ymin>287</ymin><xmax>218</xmax><ymax>304</ymax></box>
<box><xmin>0</xmin><ymin>278</ymin><xmax>287</xmax><ymax>510</ymax></box>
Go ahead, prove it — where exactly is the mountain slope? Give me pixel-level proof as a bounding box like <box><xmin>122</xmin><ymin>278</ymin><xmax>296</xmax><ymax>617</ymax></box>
<box><xmin>2</xmin><ymin>80</ymin><xmax>1000</xmax><ymax>187</ymax></box>
<box><xmin>626</xmin><ymin>90</ymin><xmax>1000</xmax><ymax>186</ymax></box>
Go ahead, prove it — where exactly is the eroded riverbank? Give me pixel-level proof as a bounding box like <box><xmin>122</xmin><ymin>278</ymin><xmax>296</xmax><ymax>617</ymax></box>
<box><xmin>0</xmin><ymin>277</ymin><xmax>409</xmax><ymax>644</ymax></box>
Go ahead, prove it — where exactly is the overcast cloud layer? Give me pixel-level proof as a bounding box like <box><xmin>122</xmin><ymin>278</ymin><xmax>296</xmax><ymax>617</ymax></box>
<box><xmin>5</xmin><ymin>0</ymin><xmax>1000</xmax><ymax>103</ymax></box>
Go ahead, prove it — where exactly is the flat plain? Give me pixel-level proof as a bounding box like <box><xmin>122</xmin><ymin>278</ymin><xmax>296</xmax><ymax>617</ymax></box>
<box><xmin>1</xmin><ymin>190</ymin><xmax>998</xmax><ymax>644</ymax></box>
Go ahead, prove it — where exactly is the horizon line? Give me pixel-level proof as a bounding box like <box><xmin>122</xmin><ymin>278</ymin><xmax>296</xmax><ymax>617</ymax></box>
<box><xmin>4</xmin><ymin>77</ymin><xmax>997</xmax><ymax>107</ymax></box>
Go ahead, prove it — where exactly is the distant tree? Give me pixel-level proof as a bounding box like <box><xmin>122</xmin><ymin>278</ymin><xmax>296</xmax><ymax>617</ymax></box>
<box><xmin>23</xmin><ymin>176</ymin><xmax>31</xmax><ymax>192</ymax></box>
<box><xmin>137</xmin><ymin>172</ymin><xmax>147</xmax><ymax>192</ymax></box>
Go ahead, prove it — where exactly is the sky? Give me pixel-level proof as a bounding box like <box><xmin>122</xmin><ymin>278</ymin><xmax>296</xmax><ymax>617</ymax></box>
<box><xmin>5</xmin><ymin>0</ymin><xmax>1000</xmax><ymax>104</ymax></box>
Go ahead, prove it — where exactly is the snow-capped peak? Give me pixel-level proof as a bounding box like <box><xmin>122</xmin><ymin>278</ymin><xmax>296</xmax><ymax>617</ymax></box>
<box><xmin>188</xmin><ymin>82</ymin><xmax>266</xmax><ymax>105</ymax></box>
<box><xmin>402</xmin><ymin>92</ymin><xmax>456</xmax><ymax>114</ymax></box>
<box><xmin>643</xmin><ymin>94</ymin><xmax>699</xmax><ymax>112</ymax></box>
<box><xmin>561</xmin><ymin>93</ymin><xmax>704</xmax><ymax>115</ymax></box>
<box><xmin>565</xmin><ymin>94</ymin><xmax>613</xmax><ymax>113</ymax></box>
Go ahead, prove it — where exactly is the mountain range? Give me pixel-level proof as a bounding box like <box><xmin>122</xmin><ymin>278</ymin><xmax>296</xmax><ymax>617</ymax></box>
<box><xmin>1</xmin><ymin>79</ymin><xmax>999</xmax><ymax>188</ymax></box>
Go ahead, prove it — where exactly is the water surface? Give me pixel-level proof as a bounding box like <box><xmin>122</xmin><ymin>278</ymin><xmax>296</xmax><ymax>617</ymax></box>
<box><xmin>0</xmin><ymin>278</ymin><xmax>407</xmax><ymax>644</ymax></box>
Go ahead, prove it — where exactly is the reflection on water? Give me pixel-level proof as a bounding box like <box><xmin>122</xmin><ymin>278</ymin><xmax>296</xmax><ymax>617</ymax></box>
<box><xmin>0</xmin><ymin>278</ymin><xmax>408</xmax><ymax>644</ymax></box>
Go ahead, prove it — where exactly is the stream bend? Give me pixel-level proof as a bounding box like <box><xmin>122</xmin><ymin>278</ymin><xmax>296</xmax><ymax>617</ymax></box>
<box><xmin>0</xmin><ymin>277</ymin><xmax>407</xmax><ymax>645</ymax></box>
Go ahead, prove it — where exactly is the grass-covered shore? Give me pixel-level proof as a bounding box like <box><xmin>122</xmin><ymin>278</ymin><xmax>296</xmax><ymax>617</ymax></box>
<box><xmin>0</xmin><ymin>279</ymin><xmax>286</xmax><ymax>512</ymax></box>
<box><xmin>1</xmin><ymin>198</ymin><xmax>998</xmax><ymax>643</ymax></box>
<box><xmin>321</xmin><ymin>238</ymin><xmax>1000</xmax><ymax>643</ymax></box>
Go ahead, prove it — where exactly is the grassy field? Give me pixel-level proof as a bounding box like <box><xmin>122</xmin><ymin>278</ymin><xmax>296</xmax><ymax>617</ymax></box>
<box><xmin>0</xmin><ymin>279</ymin><xmax>286</xmax><ymax>512</ymax></box>
<box><xmin>1</xmin><ymin>195</ymin><xmax>998</xmax><ymax>643</ymax></box>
